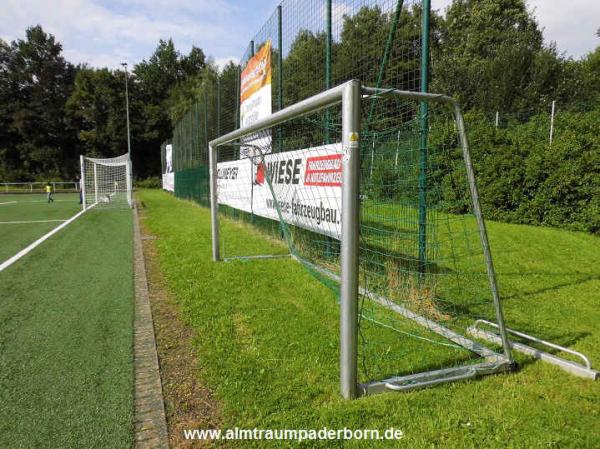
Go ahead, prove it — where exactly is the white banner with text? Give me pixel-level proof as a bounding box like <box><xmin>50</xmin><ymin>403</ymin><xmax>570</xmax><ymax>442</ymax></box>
<box><xmin>217</xmin><ymin>143</ymin><xmax>343</xmax><ymax>239</ymax></box>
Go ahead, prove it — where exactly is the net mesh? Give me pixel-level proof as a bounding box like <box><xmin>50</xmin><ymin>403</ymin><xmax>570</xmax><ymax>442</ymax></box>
<box><xmin>82</xmin><ymin>153</ymin><xmax>131</xmax><ymax>208</ymax></box>
<box><xmin>214</xmin><ymin>92</ymin><xmax>507</xmax><ymax>384</ymax></box>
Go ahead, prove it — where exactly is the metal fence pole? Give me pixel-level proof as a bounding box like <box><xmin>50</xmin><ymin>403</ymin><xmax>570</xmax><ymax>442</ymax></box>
<box><xmin>217</xmin><ymin>76</ymin><xmax>221</xmax><ymax>137</ymax></box>
<box><xmin>367</xmin><ymin>0</ymin><xmax>403</xmax><ymax>128</ymax></box>
<box><xmin>324</xmin><ymin>0</ymin><xmax>332</xmax><ymax>145</ymax></box>
<box><xmin>340</xmin><ymin>80</ymin><xmax>361</xmax><ymax>399</ymax></box>
<box><xmin>209</xmin><ymin>142</ymin><xmax>220</xmax><ymax>261</ymax></box>
<box><xmin>549</xmin><ymin>100</ymin><xmax>556</xmax><ymax>145</ymax></box>
<box><xmin>418</xmin><ymin>0</ymin><xmax>431</xmax><ymax>276</ymax></box>
<box><xmin>495</xmin><ymin>111</ymin><xmax>499</xmax><ymax>128</ymax></box>
<box><xmin>277</xmin><ymin>4</ymin><xmax>283</xmax><ymax>152</ymax></box>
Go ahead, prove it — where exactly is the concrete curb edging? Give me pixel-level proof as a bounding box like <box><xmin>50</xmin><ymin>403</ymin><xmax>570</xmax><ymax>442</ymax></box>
<box><xmin>133</xmin><ymin>204</ymin><xmax>169</xmax><ymax>449</ymax></box>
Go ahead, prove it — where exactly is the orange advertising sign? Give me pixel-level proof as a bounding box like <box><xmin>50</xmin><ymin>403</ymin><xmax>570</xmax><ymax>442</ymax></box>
<box><xmin>240</xmin><ymin>40</ymin><xmax>272</xmax><ymax>104</ymax></box>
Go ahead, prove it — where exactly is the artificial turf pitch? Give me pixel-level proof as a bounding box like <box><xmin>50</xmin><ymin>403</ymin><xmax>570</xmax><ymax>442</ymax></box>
<box><xmin>0</xmin><ymin>197</ymin><xmax>134</xmax><ymax>449</ymax></box>
<box><xmin>0</xmin><ymin>193</ymin><xmax>82</xmax><ymax>262</ymax></box>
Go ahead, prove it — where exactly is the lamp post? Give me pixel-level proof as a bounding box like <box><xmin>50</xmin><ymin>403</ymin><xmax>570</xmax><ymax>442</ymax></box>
<box><xmin>121</xmin><ymin>62</ymin><xmax>132</xmax><ymax>159</ymax></box>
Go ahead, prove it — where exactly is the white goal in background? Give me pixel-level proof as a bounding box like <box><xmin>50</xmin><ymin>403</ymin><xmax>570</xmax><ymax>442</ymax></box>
<box><xmin>80</xmin><ymin>153</ymin><xmax>132</xmax><ymax>209</ymax></box>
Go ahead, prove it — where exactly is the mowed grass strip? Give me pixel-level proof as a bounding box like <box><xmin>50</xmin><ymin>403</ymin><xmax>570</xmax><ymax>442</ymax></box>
<box><xmin>0</xmin><ymin>208</ymin><xmax>134</xmax><ymax>449</ymax></box>
<box><xmin>138</xmin><ymin>189</ymin><xmax>600</xmax><ymax>449</ymax></box>
<box><xmin>0</xmin><ymin>193</ymin><xmax>82</xmax><ymax>262</ymax></box>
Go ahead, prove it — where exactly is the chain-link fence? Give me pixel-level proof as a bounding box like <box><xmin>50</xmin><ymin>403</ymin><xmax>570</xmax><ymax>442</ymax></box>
<box><xmin>161</xmin><ymin>0</ymin><xmax>426</xmax><ymax>203</ymax></box>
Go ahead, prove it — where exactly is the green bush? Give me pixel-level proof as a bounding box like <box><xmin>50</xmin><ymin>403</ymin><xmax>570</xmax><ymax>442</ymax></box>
<box><xmin>468</xmin><ymin>108</ymin><xmax>600</xmax><ymax>233</ymax></box>
<box><xmin>135</xmin><ymin>177</ymin><xmax>162</xmax><ymax>189</ymax></box>
<box><xmin>367</xmin><ymin>108</ymin><xmax>600</xmax><ymax>234</ymax></box>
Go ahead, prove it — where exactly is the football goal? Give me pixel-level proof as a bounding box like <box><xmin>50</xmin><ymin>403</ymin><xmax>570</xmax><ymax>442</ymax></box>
<box><xmin>80</xmin><ymin>153</ymin><xmax>132</xmax><ymax>209</ymax></box>
<box><xmin>208</xmin><ymin>80</ymin><xmax>515</xmax><ymax>399</ymax></box>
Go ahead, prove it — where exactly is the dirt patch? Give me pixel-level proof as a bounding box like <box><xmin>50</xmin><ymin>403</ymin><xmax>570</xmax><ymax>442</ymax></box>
<box><xmin>140</xmin><ymin>218</ymin><xmax>222</xmax><ymax>448</ymax></box>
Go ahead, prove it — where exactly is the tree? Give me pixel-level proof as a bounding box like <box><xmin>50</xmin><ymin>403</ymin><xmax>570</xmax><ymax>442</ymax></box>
<box><xmin>432</xmin><ymin>0</ymin><xmax>547</xmax><ymax>113</ymax></box>
<box><xmin>66</xmin><ymin>68</ymin><xmax>128</xmax><ymax>158</ymax></box>
<box><xmin>131</xmin><ymin>40</ymin><xmax>206</xmax><ymax>177</ymax></box>
<box><xmin>580</xmin><ymin>46</ymin><xmax>600</xmax><ymax>104</ymax></box>
<box><xmin>0</xmin><ymin>26</ymin><xmax>77</xmax><ymax>180</ymax></box>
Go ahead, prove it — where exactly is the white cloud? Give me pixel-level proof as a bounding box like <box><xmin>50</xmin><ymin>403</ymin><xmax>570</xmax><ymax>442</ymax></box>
<box><xmin>214</xmin><ymin>56</ymin><xmax>240</xmax><ymax>71</ymax></box>
<box><xmin>527</xmin><ymin>0</ymin><xmax>599</xmax><ymax>58</ymax></box>
<box><xmin>2</xmin><ymin>0</ymin><xmax>597</xmax><ymax>69</ymax></box>
<box><xmin>0</xmin><ymin>0</ymin><xmax>254</xmax><ymax>68</ymax></box>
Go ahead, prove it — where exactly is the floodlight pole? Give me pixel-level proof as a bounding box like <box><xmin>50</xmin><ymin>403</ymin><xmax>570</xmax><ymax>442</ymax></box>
<box><xmin>122</xmin><ymin>62</ymin><xmax>133</xmax><ymax>206</ymax></box>
<box><xmin>121</xmin><ymin>63</ymin><xmax>132</xmax><ymax>160</ymax></box>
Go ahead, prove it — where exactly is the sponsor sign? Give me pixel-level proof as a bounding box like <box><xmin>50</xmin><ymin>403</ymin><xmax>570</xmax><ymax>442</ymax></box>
<box><xmin>162</xmin><ymin>144</ymin><xmax>174</xmax><ymax>192</ymax></box>
<box><xmin>239</xmin><ymin>40</ymin><xmax>272</xmax><ymax>159</ymax></box>
<box><xmin>216</xmin><ymin>159</ymin><xmax>253</xmax><ymax>213</ymax></box>
<box><xmin>217</xmin><ymin>143</ymin><xmax>343</xmax><ymax>239</ymax></box>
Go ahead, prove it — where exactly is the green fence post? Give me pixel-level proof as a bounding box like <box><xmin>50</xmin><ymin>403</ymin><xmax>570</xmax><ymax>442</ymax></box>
<box><xmin>217</xmin><ymin>76</ymin><xmax>221</xmax><ymax>138</ymax></box>
<box><xmin>277</xmin><ymin>4</ymin><xmax>283</xmax><ymax>153</ymax></box>
<box><xmin>248</xmin><ymin>40</ymin><xmax>256</xmax><ymax>224</ymax></box>
<box><xmin>418</xmin><ymin>0</ymin><xmax>431</xmax><ymax>277</ymax></box>
<box><xmin>324</xmin><ymin>0</ymin><xmax>333</xmax><ymax>258</ymax></box>
<box><xmin>367</xmin><ymin>0</ymin><xmax>404</xmax><ymax>125</ymax></box>
<box><xmin>235</xmin><ymin>65</ymin><xmax>241</xmax><ymax>142</ymax></box>
<box><xmin>204</xmin><ymin>90</ymin><xmax>209</xmax><ymax>205</ymax></box>
<box><xmin>324</xmin><ymin>0</ymin><xmax>332</xmax><ymax>145</ymax></box>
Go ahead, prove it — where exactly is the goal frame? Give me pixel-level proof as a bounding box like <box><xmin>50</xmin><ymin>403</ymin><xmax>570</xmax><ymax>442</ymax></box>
<box><xmin>208</xmin><ymin>80</ymin><xmax>514</xmax><ymax>399</ymax></box>
<box><xmin>80</xmin><ymin>153</ymin><xmax>133</xmax><ymax>210</ymax></box>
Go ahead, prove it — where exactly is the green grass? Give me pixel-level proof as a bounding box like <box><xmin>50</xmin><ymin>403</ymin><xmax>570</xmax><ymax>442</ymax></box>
<box><xmin>138</xmin><ymin>189</ymin><xmax>600</xmax><ymax>448</ymax></box>
<box><xmin>0</xmin><ymin>193</ymin><xmax>82</xmax><ymax>262</ymax></box>
<box><xmin>0</xmin><ymin>207</ymin><xmax>134</xmax><ymax>449</ymax></box>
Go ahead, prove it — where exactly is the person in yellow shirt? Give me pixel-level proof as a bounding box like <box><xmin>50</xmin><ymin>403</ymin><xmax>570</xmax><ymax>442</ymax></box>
<box><xmin>45</xmin><ymin>182</ymin><xmax>54</xmax><ymax>203</ymax></box>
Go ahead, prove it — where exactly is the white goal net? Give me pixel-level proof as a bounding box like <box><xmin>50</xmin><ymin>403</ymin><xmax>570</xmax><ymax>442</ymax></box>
<box><xmin>80</xmin><ymin>153</ymin><xmax>132</xmax><ymax>209</ymax></box>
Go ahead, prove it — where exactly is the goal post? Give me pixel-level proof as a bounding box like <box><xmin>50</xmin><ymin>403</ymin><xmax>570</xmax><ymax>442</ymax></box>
<box><xmin>80</xmin><ymin>153</ymin><xmax>132</xmax><ymax>210</ymax></box>
<box><xmin>208</xmin><ymin>80</ymin><xmax>514</xmax><ymax>399</ymax></box>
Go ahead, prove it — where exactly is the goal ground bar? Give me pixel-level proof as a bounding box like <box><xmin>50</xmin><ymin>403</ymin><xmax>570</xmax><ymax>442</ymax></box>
<box><xmin>468</xmin><ymin>320</ymin><xmax>599</xmax><ymax>380</ymax></box>
<box><xmin>361</xmin><ymin>360</ymin><xmax>512</xmax><ymax>395</ymax></box>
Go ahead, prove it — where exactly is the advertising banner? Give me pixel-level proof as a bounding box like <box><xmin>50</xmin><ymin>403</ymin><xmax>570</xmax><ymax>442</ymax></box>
<box><xmin>217</xmin><ymin>143</ymin><xmax>343</xmax><ymax>239</ymax></box>
<box><xmin>162</xmin><ymin>144</ymin><xmax>174</xmax><ymax>192</ymax></box>
<box><xmin>216</xmin><ymin>158</ymin><xmax>253</xmax><ymax>213</ymax></box>
<box><xmin>239</xmin><ymin>40</ymin><xmax>272</xmax><ymax>159</ymax></box>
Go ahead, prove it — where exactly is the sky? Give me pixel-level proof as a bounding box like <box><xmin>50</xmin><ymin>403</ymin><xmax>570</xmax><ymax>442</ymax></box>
<box><xmin>0</xmin><ymin>0</ymin><xmax>598</xmax><ymax>70</ymax></box>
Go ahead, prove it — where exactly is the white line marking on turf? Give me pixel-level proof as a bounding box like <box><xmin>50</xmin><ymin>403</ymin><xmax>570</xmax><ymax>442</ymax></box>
<box><xmin>0</xmin><ymin>201</ymin><xmax>17</xmax><ymax>205</ymax></box>
<box><xmin>0</xmin><ymin>219</ymin><xmax>68</xmax><ymax>224</ymax></box>
<box><xmin>0</xmin><ymin>204</ymin><xmax>96</xmax><ymax>273</ymax></box>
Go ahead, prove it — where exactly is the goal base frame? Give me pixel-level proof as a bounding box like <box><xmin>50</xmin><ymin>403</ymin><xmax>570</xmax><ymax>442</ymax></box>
<box><xmin>361</xmin><ymin>359</ymin><xmax>513</xmax><ymax>395</ymax></box>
